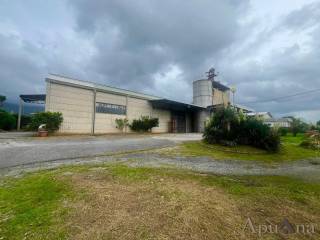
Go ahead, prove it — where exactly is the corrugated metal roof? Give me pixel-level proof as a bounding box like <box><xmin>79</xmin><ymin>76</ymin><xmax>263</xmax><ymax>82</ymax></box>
<box><xmin>233</xmin><ymin>104</ymin><xmax>254</xmax><ymax>112</ymax></box>
<box><xmin>20</xmin><ymin>94</ymin><xmax>46</xmax><ymax>103</ymax></box>
<box><xmin>247</xmin><ymin>112</ymin><xmax>272</xmax><ymax>117</ymax></box>
<box><xmin>150</xmin><ymin>99</ymin><xmax>206</xmax><ymax>111</ymax></box>
<box><xmin>46</xmin><ymin>74</ymin><xmax>162</xmax><ymax>100</ymax></box>
<box><xmin>212</xmin><ymin>81</ymin><xmax>230</xmax><ymax>91</ymax></box>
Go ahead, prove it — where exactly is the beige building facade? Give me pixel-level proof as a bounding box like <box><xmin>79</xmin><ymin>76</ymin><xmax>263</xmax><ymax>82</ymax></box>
<box><xmin>45</xmin><ymin>74</ymin><xmax>206</xmax><ymax>134</ymax></box>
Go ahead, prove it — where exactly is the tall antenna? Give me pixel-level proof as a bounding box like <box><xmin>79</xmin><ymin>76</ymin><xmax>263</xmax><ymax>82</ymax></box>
<box><xmin>206</xmin><ymin>67</ymin><xmax>218</xmax><ymax>81</ymax></box>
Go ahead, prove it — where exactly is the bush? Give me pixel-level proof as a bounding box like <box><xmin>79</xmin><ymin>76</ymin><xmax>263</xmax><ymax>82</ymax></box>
<box><xmin>203</xmin><ymin>107</ymin><xmax>240</xmax><ymax>144</ymax></box>
<box><xmin>115</xmin><ymin>118</ymin><xmax>129</xmax><ymax>132</ymax></box>
<box><xmin>29</xmin><ymin>112</ymin><xmax>63</xmax><ymax>133</ymax></box>
<box><xmin>130</xmin><ymin>116</ymin><xmax>159</xmax><ymax>132</ymax></box>
<box><xmin>0</xmin><ymin>109</ymin><xmax>16</xmax><ymax>130</ymax></box>
<box><xmin>278</xmin><ymin>127</ymin><xmax>288</xmax><ymax>136</ymax></box>
<box><xmin>300</xmin><ymin>131</ymin><xmax>320</xmax><ymax>150</ymax></box>
<box><xmin>203</xmin><ymin>107</ymin><xmax>280</xmax><ymax>152</ymax></box>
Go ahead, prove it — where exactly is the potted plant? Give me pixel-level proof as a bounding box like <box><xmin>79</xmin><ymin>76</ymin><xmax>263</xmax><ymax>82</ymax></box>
<box><xmin>38</xmin><ymin>124</ymin><xmax>48</xmax><ymax>137</ymax></box>
<box><xmin>30</xmin><ymin>112</ymin><xmax>63</xmax><ymax>137</ymax></box>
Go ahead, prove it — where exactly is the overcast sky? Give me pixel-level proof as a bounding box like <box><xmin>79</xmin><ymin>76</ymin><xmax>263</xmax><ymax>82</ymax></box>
<box><xmin>0</xmin><ymin>0</ymin><xmax>319</xmax><ymax>122</ymax></box>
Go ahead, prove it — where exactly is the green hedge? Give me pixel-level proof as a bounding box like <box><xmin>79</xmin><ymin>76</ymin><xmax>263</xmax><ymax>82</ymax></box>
<box><xmin>130</xmin><ymin>116</ymin><xmax>159</xmax><ymax>132</ymax></box>
<box><xmin>29</xmin><ymin>112</ymin><xmax>63</xmax><ymax>133</ymax></box>
<box><xmin>203</xmin><ymin>107</ymin><xmax>280</xmax><ymax>152</ymax></box>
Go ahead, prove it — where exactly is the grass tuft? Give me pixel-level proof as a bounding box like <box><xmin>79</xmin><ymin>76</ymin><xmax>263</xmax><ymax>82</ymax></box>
<box><xmin>174</xmin><ymin>134</ymin><xmax>320</xmax><ymax>162</ymax></box>
<box><xmin>0</xmin><ymin>172</ymin><xmax>72</xmax><ymax>240</ymax></box>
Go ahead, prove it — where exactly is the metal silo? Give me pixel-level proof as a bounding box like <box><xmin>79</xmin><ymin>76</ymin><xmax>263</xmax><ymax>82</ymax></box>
<box><xmin>193</xmin><ymin>79</ymin><xmax>213</xmax><ymax>107</ymax></box>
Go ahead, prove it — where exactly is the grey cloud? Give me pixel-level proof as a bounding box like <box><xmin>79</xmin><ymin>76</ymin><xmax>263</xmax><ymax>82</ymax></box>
<box><xmin>214</xmin><ymin>2</ymin><xmax>320</xmax><ymax>119</ymax></box>
<box><xmin>68</xmin><ymin>0</ymin><xmax>249</xmax><ymax>97</ymax></box>
<box><xmin>0</xmin><ymin>33</ymin><xmax>46</xmax><ymax>101</ymax></box>
<box><xmin>0</xmin><ymin>0</ymin><xmax>319</xmax><ymax>121</ymax></box>
<box><xmin>282</xmin><ymin>2</ymin><xmax>320</xmax><ymax>30</ymax></box>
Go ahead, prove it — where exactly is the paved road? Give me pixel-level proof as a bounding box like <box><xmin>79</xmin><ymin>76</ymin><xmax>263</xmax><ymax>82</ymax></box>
<box><xmin>0</xmin><ymin>134</ymin><xmax>184</xmax><ymax>169</ymax></box>
<box><xmin>1</xmin><ymin>132</ymin><xmax>319</xmax><ymax>182</ymax></box>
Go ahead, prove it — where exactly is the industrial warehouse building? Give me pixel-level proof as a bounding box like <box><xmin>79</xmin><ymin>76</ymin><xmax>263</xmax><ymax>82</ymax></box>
<box><xmin>41</xmin><ymin>73</ymin><xmax>235</xmax><ymax>134</ymax></box>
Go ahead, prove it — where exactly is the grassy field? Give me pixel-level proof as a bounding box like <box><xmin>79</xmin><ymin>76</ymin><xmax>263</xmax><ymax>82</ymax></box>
<box><xmin>1</xmin><ymin>164</ymin><xmax>320</xmax><ymax>239</ymax></box>
<box><xmin>0</xmin><ymin>173</ymin><xmax>72</xmax><ymax>239</ymax></box>
<box><xmin>173</xmin><ymin>134</ymin><xmax>320</xmax><ymax>163</ymax></box>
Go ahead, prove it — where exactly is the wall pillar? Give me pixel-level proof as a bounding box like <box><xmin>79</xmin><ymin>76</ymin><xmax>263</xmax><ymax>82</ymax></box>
<box><xmin>17</xmin><ymin>97</ymin><xmax>23</xmax><ymax>130</ymax></box>
<box><xmin>91</xmin><ymin>89</ymin><xmax>96</xmax><ymax>135</ymax></box>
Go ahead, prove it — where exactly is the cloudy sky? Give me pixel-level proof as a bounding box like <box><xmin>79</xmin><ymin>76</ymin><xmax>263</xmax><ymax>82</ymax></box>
<box><xmin>1</xmin><ymin>0</ymin><xmax>319</xmax><ymax>122</ymax></box>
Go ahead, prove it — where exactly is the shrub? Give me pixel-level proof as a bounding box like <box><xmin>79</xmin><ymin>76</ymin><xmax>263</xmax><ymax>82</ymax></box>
<box><xmin>0</xmin><ymin>109</ymin><xmax>16</xmax><ymax>130</ymax></box>
<box><xmin>115</xmin><ymin>118</ymin><xmax>129</xmax><ymax>132</ymax></box>
<box><xmin>203</xmin><ymin>107</ymin><xmax>280</xmax><ymax>152</ymax></box>
<box><xmin>29</xmin><ymin>112</ymin><xmax>63</xmax><ymax>133</ymax></box>
<box><xmin>300</xmin><ymin>131</ymin><xmax>320</xmax><ymax>150</ymax></box>
<box><xmin>203</xmin><ymin>107</ymin><xmax>240</xmax><ymax>144</ymax></box>
<box><xmin>278</xmin><ymin>127</ymin><xmax>288</xmax><ymax>136</ymax></box>
<box><xmin>130</xmin><ymin>116</ymin><xmax>159</xmax><ymax>132</ymax></box>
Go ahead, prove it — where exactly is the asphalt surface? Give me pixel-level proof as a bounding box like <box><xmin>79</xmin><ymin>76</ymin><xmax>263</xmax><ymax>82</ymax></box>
<box><xmin>0</xmin><ymin>134</ymin><xmax>178</xmax><ymax>169</ymax></box>
<box><xmin>1</xmin><ymin>132</ymin><xmax>319</xmax><ymax>182</ymax></box>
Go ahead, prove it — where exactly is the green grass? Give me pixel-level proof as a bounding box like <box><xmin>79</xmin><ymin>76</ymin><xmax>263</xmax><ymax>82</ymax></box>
<box><xmin>77</xmin><ymin>164</ymin><xmax>320</xmax><ymax>211</ymax></box>
<box><xmin>98</xmin><ymin>165</ymin><xmax>320</xmax><ymax>220</ymax></box>
<box><xmin>1</xmin><ymin>164</ymin><xmax>320</xmax><ymax>239</ymax></box>
<box><xmin>200</xmin><ymin>174</ymin><xmax>320</xmax><ymax>204</ymax></box>
<box><xmin>281</xmin><ymin>133</ymin><xmax>305</xmax><ymax>144</ymax></box>
<box><xmin>83</xmin><ymin>164</ymin><xmax>320</xmax><ymax>206</ymax></box>
<box><xmin>0</xmin><ymin>172</ymin><xmax>72</xmax><ymax>240</ymax></box>
<box><xmin>176</xmin><ymin>134</ymin><xmax>320</xmax><ymax>163</ymax></box>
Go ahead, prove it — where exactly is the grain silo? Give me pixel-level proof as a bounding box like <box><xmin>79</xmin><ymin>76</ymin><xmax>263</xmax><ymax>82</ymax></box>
<box><xmin>192</xmin><ymin>79</ymin><xmax>213</xmax><ymax>107</ymax></box>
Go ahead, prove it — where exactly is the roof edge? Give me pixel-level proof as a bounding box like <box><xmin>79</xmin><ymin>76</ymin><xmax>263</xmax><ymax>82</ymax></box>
<box><xmin>46</xmin><ymin>73</ymin><xmax>161</xmax><ymax>100</ymax></box>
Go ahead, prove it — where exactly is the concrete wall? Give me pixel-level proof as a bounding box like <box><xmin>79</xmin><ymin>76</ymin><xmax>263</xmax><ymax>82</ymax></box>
<box><xmin>45</xmin><ymin>81</ymin><xmax>94</xmax><ymax>133</ymax></box>
<box><xmin>194</xmin><ymin>109</ymin><xmax>210</xmax><ymax>132</ymax></box>
<box><xmin>46</xmin><ymin>82</ymin><xmax>171</xmax><ymax>134</ymax></box>
<box><xmin>94</xmin><ymin>92</ymin><xmax>127</xmax><ymax>134</ymax></box>
<box><xmin>151</xmin><ymin>108</ymin><xmax>171</xmax><ymax>133</ymax></box>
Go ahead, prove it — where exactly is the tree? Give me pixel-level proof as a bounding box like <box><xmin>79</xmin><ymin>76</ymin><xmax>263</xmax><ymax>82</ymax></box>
<box><xmin>291</xmin><ymin>118</ymin><xmax>309</xmax><ymax>136</ymax></box>
<box><xmin>0</xmin><ymin>109</ymin><xmax>16</xmax><ymax>130</ymax></box>
<box><xmin>203</xmin><ymin>107</ymin><xmax>280</xmax><ymax>152</ymax></box>
<box><xmin>0</xmin><ymin>95</ymin><xmax>6</xmax><ymax>107</ymax></box>
<box><xmin>317</xmin><ymin>120</ymin><xmax>320</xmax><ymax>126</ymax></box>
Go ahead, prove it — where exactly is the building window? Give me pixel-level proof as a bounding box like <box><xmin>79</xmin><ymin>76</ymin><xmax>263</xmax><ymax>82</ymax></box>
<box><xmin>96</xmin><ymin>102</ymin><xmax>126</xmax><ymax>115</ymax></box>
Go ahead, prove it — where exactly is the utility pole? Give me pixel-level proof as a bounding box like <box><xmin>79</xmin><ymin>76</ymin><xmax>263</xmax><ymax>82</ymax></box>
<box><xmin>230</xmin><ymin>86</ymin><xmax>236</xmax><ymax>109</ymax></box>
